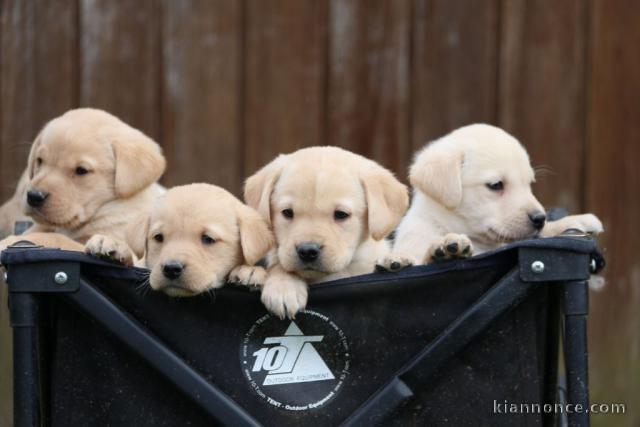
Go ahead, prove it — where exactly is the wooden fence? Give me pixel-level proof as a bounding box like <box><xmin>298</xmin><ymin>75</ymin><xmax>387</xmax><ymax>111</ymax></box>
<box><xmin>1</xmin><ymin>1</ymin><xmax>638</xmax><ymax>425</ymax></box>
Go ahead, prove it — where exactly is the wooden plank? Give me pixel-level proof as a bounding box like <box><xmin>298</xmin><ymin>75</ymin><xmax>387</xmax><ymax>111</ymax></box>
<box><xmin>586</xmin><ymin>0</ymin><xmax>640</xmax><ymax>420</ymax></box>
<box><xmin>0</xmin><ymin>0</ymin><xmax>77</xmax><ymax>199</ymax></box>
<box><xmin>499</xmin><ymin>0</ymin><xmax>587</xmax><ymax>212</ymax></box>
<box><xmin>326</xmin><ymin>0</ymin><xmax>411</xmax><ymax>178</ymax></box>
<box><xmin>161</xmin><ymin>0</ymin><xmax>243</xmax><ymax>194</ymax></box>
<box><xmin>244</xmin><ymin>0</ymin><xmax>327</xmax><ymax>174</ymax></box>
<box><xmin>411</xmin><ymin>0</ymin><xmax>499</xmax><ymax>150</ymax></box>
<box><xmin>0</xmin><ymin>1</ymin><xmax>77</xmax><ymax>424</ymax></box>
<box><xmin>80</xmin><ymin>0</ymin><xmax>160</xmax><ymax>140</ymax></box>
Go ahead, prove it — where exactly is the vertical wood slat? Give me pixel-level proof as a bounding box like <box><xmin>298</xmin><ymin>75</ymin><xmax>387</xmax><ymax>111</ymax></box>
<box><xmin>326</xmin><ymin>0</ymin><xmax>411</xmax><ymax>178</ymax></box>
<box><xmin>499</xmin><ymin>0</ymin><xmax>588</xmax><ymax>212</ymax></box>
<box><xmin>411</xmin><ymin>0</ymin><xmax>499</xmax><ymax>150</ymax></box>
<box><xmin>0</xmin><ymin>0</ymin><xmax>77</xmax><ymax>199</ymax></box>
<box><xmin>0</xmin><ymin>1</ymin><xmax>78</xmax><ymax>425</ymax></box>
<box><xmin>80</xmin><ymin>0</ymin><xmax>160</xmax><ymax>141</ymax></box>
<box><xmin>161</xmin><ymin>0</ymin><xmax>243</xmax><ymax>194</ymax></box>
<box><xmin>244</xmin><ymin>0</ymin><xmax>327</xmax><ymax>175</ymax></box>
<box><xmin>587</xmin><ymin>0</ymin><xmax>640</xmax><ymax>422</ymax></box>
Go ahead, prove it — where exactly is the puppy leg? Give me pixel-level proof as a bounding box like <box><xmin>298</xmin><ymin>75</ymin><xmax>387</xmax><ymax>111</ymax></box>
<box><xmin>85</xmin><ymin>234</ymin><xmax>135</xmax><ymax>266</ymax></box>
<box><xmin>261</xmin><ymin>265</ymin><xmax>308</xmax><ymax>319</ymax></box>
<box><xmin>427</xmin><ymin>233</ymin><xmax>473</xmax><ymax>263</ymax></box>
<box><xmin>392</xmin><ymin>228</ymin><xmax>433</xmax><ymax>266</ymax></box>
<box><xmin>540</xmin><ymin>213</ymin><xmax>604</xmax><ymax>237</ymax></box>
<box><xmin>229</xmin><ymin>265</ymin><xmax>267</xmax><ymax>290</ymax></box>
<box><xmin>0</xmin><ymin>232</ymin><xmax>83</xmax><ymax>252</ymax></box>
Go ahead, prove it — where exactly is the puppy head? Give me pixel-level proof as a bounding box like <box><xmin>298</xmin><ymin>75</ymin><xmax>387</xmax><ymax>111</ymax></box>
<box><xmin>25</xmin><ymin>108</ymin><xmax>166</xmax><ymax>229</ymax></box>
<box><xmin>245</xmin><ymin>147</ymin><xmax>407</xmax><ymax>280</ymax></box>
<box><xmin>135</xmin><ymin>184</ymin><xmax>272</xmax><ymax>297</ymax></box>
<box><xmin>410</xmin><ymin>124</ymin><xmax>545</xmax><ymax>244</ymax></box>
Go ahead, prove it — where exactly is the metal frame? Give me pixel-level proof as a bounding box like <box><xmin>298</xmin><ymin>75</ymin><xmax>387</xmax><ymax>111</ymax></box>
<box><xmin>4</xmin><ymin>242</ymin><xmax>594</xmax><ymax>427</ymax></box>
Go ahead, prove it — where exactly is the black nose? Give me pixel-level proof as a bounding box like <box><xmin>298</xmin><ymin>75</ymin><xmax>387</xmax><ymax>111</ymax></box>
<box><xmin>26</xmin><ymin>190</ymin><xmax>48</xmax><ymax>208</ymax></box>
<box><xmin>528</xmin><ymin>211</ymin><xmax>547</xmax><ymax>230</ymax></box>
<box><xmin>162</xmin><ymin>261</ymin><xmax>185</xmax><ymax>280</ymax></box>
<box><xmin>296</xmin><ymin>242</ymin><xmax>321</xmax><ymax>263</ymax></box>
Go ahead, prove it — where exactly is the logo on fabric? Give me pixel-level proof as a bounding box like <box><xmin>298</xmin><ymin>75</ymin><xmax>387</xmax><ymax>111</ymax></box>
<box><xmin>251</xmin><ymin>321</ymin><xmax>335</xmax><ymax>385</ymax></box>
<box><xmin>241</xmin><ymin>310</ymin><xmax>350</xmax><ymax>411</ymax></box>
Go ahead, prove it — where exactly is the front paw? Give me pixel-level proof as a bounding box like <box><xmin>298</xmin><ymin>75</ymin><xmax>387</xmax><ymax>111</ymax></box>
<box><xmin>261</xmin><ymin>275</ymin><xmax>308</xmax><ymax>320</ymax></box>
<box><xmin>566</xmin><ymin>213</ymin><xmax>604</xmax><ymax>235</ymax></box>
<box><xmin>375</xmin><ymin>253</ymin><xmax>416</xmax><ymax>272</ymax></box>
<box><xmin>85</xmin><ymin>234</ymin><xmax>134</xmax><ymax>266</ymax></box>
<box><xmin>427</xmin><ymin>233</ymin><xmax>473</xmax><ymax>263</ymax></box>
<box><xmin>229</xmin><ymin>265</ymin><xmax>267</xmax><ymax>290</ymax></box>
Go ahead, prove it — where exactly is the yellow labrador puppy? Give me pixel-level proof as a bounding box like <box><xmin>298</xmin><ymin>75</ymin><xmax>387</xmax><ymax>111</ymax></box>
<box><xmin>86</xmin><ymin>184</ymin><xmax>273</xmax><ymax>296</ymax></box>
<box><xmin>245</xmin><ymin>146</ymin><xmax>409</xmax><ymax>318</ymax></box>
<box><xmin>22</xmin><ymin>108</ymin><xmax>166</xmax><ymax>258</ymax></box>
<box><xmin>393</xmin><ymin>124</ymin><xmax>603</xmax><ymax>264</ymax></box>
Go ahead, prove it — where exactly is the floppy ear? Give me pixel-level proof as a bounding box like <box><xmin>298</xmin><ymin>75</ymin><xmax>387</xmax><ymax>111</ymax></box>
<box><xmin>26</xmin><ymin>132</ymin><xmax>43</xmax><ymax>179</ymax></box>
<box><xmin>244</xmin><ymin>155</ymin><xmax>287</xmax><ymax>224</ymax></box>
<box><xmin>236</xmin><ymin>203</ymin><xmax>274</xmax><ymax>265</ymax></box>
<box><xmin>125</xmin><ymin>213</ymin><xmax>150</xmax><ymax>259</ymax></box>
<box><xmin>111</xmin><ymin>127</ymin><xmax>166</xmax><ymax>198</ymax></box>
<box><xmin>409</xmin><ymin>144</ymin><xmax>463</xmax><ymax>210</ymax></box>
<box><xmin>361</xmin><ymin>165</ymin><xmax>409</xmax><ymax>240</ymax></box>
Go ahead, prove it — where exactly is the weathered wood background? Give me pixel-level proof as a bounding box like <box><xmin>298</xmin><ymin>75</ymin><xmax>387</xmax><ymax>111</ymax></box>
<box><xmin>0</xmin><ymin>0</ymin><xmax>638</xmax><ymax>425</ymax></box>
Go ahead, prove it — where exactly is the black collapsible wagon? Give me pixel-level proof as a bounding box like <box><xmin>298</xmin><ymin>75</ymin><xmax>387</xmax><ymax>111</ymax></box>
<box><xmin>2</xmin><ymin>233</ymin><xmax>603</xmax><ymax>427</ymax></box>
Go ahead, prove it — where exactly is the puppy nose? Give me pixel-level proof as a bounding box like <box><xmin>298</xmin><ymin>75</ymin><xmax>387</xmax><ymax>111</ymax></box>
<box><xmin>528</xmin><ymin>211</ymin><xmax>547</xmax><ymax>230</ymax></box>
<box><xmin>26</xmin><ymin>190</ymin><xmax>48</xmax><ymax>208</ymax></box>
<box><xmin>162</xmin><ymin>261</ymin><xmax>185</xmax><ymax>280</ymax></box>
<box><xmin>296</xmin><ymin>242</ymin><xmax>321</xmax><ymax>263</ymax></box>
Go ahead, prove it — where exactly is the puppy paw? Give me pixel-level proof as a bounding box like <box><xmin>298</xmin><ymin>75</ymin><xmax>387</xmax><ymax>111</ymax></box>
<box><xmin>564</xmin><ymin>213</ymin><xmax>604</xmax><ymax>235</ymax></box>
<box><xmin>543</xmin><ymin>213</ymin><xmax>604</xmax><ymax>237</ymax></box>
<box><xmin>85</xmin><ymin>234</ymin><xmax>134</xmax><ymax>266</ymax></box>
<box><xmin>427</xmin><ymin>233</ymin><xmax>473</xmax><ymax>263</ymax></box>
<box><xmin>375</xmin><ymin>254</ymin><xmax>417</xmax><ymax>272</ymax></box>
<box><xmin>229</xmin><ymin>265</ymin><xmax>267</xmax><ymax>290</ymax></box>
<box><xmin>261</xmin><ymin>275</ymin><xmax>308</xmax><ymax>320</ymax></box>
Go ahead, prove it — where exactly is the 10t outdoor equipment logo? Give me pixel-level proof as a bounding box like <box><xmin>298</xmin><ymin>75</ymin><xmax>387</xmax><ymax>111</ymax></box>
<box><xmin>241</xmin><ymin>310</ymin><xmax>350</xmax><ymax>411</ymax></box>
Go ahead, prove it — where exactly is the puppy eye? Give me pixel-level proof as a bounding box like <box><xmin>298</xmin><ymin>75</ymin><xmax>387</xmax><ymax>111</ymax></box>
<box><xmin>334</xmin><ymin>210</ymin><xmax>350</xmax><ymax>221</ymax></box>
<box><xmin>201</xmin><ymin>234</ymin><xmax>216</xmax><ymax>245</ymax></box>
<box><xmin>486</xmin><ymin>181</ymin><xmax>504</xmax><ymax>192</ymax></box>
<box><xmin>282</xmin><ymin>208</ymin><xmax>294</xmax><ymax>219</ymax></box>
<box><xmin>75</xmin><ymin>166</ymin><xmax>89</xmax><ymax>176</ymax></box>
<box><xmin>36</xmin><ymin>157</ymin><xmax>43</xmax><ymax>166</ymax></box>
<box><xmin>153</xmin><ymin>233</ymin><xmax>164</xmax><ymax>243</ymax></box>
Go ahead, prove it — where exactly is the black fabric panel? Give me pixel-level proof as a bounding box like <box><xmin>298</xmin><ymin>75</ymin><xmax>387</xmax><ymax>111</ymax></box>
<box><xmin>44</xmin><ymin>257</ymin><xmax>550</xmax><ymax>426</ymax></box>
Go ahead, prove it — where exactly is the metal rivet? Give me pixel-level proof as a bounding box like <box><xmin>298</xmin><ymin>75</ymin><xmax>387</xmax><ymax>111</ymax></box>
<box><xmin>590</xmin><ymin>259</ymin><xmax>597</xmax><ymax>273</ymax></box>
<box><xmin>531</xmin><ymin>261</ymin><xmax>545</xmax><ymax>274</ymax></box>
<box><xmin>54</xmin><ymin>272</ymin><xmax>68</xmax><ymax>285</ymax></box>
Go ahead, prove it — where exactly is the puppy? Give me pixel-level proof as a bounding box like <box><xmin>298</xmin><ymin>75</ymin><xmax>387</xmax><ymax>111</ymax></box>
<box><xmin>86</xmin><ymin>183</ymin><xmax>273</xmax><ymax>296</ymax></box>
<box><xmin>245</xmin><ymin>146</ymin><xmax>409</xmax><ymax>318</ymax></box>
<box><xmin>393</xmin><ymin>124</ymin><xmax>603</xmax><ymax>264</ymax></box>
<box><xmin>23</xmin><ymin>108</ymin><xmax>166</xmax><ymax>257</ymax></box>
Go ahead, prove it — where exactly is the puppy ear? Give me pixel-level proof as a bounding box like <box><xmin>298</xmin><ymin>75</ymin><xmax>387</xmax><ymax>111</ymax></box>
<box><xmin>237</xmin><ymin>203</ymin><xmax>274</xmax><ymax>265</ymax></box>
<box><xmin>111</xmin><ymin>127</ymin><xmax>166</xmax><ymax>198</ymax></box>
<box><xmin>409</xmin><ymin>145</ymin><xmax>463</xmax><ymax>210</ymax></box>
<box><xmin>26</xmin><ymin>132</ymin><xmax>43</xmax><ymax>179</ymax></box>
<box><xmin>361</xmin><ymin>165</ymin><xmax>409</xmax><ymax>240</ymax></box>
<box><xmin>244</xmin><ymin>155</ymin><xmax>287</xmax><ymax>224</ymax></box>
<box><xmin>125</xmin><ymin>213</ymin><xmax>150</xmax><ymax>259</ymax></box>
